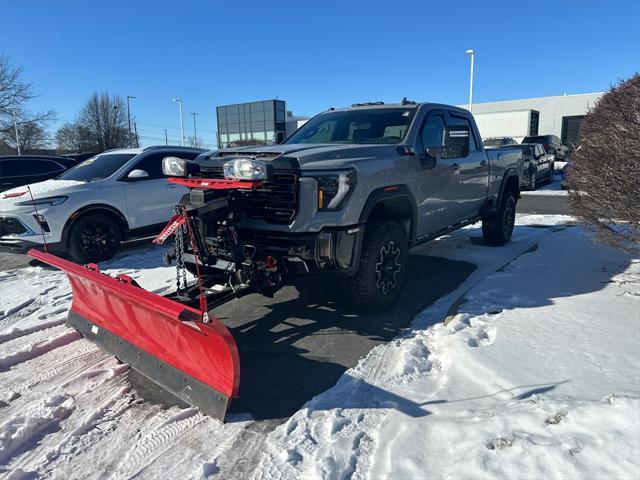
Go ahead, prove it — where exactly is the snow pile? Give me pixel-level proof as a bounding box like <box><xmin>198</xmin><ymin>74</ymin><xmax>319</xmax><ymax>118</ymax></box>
<box><xmin>252</xmin><ymin>227</ymin><xmax>640</xmax><ymax>479</ymax></box>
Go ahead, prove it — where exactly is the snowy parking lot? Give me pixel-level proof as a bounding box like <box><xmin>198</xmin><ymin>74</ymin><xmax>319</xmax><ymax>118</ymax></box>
<box><xmin>1</xmin><ymin>214</ymin><xmax>638</xmax><ymax>479</ymax></box>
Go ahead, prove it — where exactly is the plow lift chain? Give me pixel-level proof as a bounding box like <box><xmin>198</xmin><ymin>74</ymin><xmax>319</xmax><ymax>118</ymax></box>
<box><xmin>174</xmin><ymin>206</ymin><xmax>189</xmax><ymax>295</ymax></box>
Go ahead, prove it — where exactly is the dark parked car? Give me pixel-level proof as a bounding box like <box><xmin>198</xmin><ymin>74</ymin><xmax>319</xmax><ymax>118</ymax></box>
<box><xmin>502</xmin><ymin>143</ymin><xmax>554</xmax><ymax>190</ymax></box>
<box><xmin>483</xmin><ymin>137</ymin><xmax>518</xmax><ymax>148</ymax></box>
<box><xmin>0</xmin><ymin>155</ymin><xmax>78</xmax><ymax>192</ymax></box>
<box><xmin>521</xmin><ymin>135</ymin><xmax>569</xmax><ymax>160</ymax></box>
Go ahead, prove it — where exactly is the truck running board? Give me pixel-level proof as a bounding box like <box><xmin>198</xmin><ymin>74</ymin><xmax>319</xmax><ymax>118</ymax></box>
<box><xmin>28</xmin><ymin>249</ymin><xmax>240</xmax><ymax>421</ymax></box>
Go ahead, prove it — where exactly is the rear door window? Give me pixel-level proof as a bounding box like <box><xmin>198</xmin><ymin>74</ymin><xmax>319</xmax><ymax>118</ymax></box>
<box><xmin>448</xmin><ymin>113</ymin><xmax>478</xmax><ymax>151</ymax></box>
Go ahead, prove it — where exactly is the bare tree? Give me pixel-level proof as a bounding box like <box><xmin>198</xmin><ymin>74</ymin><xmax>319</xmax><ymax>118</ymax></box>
<box><xmin>0</xmin><ymin>51</ymin><xmax>55</xmax><ymax>152</ymax></box>
<box><xmin>0</xmin><ymin>51</ymin><xmax>34</xmax><ymax>116</ymax></box>
<box><xmin>78</xmin><ymin>92</ymin><xmax>130</xmax><ymax>151</ymax></box>
<box><xmin>568</xmin><ymin>73</ymin><xmax>640</xmax><ymax>252</ymax></box>
<box><xmin>187</xmin><ymin>135</ymin><xmax>204</xmax><ymax>148</ymax></box>
<box><xmin>55</xmin><ymin>122</ymin><xmax>94</xmax><ymax>152</ymax></box>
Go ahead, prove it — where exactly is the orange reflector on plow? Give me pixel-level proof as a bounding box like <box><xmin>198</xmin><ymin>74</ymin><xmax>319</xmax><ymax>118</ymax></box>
<box><xmin>28</xmin><ymin>249</ymin><xmax>240</xmax><ymax>420</ymax></box>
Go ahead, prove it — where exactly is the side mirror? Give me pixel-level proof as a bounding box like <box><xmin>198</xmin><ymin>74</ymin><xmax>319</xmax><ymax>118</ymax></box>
<box><xmin>442</xmin><ymin>125</ymin><xmax>470</xmax><ymax>159</ymax></box>
<box><xmin>127</xmin><ymin>169</ymin><xmax>149</xmax><ymax>180</ymax></box>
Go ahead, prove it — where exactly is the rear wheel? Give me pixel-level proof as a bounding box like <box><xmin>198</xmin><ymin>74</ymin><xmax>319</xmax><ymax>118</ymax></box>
<box><xmin>342</xmin><ymin>220</ymin><xmax>408</xmax><ymax>312</ymax></box>
<box><xmin>68</xmin><ymin>213</ymin><xmax>122</xmax><ymax>263</ymax></box>
<box><xmin>482</xmin><ymin>191</ymin><xmax>516</xmax><ymax>246</ymax></box>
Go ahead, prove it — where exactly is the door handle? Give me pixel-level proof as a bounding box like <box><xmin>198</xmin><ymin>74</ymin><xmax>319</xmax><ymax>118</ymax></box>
<box><xmin>451</xmin><ymin>163</ymin><xmax>460</xmax><ymax>170</ymax></box>
<box><xmin>479</xmin><ymin>160</ymin><xmax>487</xmax><ymax>167</ymax></box>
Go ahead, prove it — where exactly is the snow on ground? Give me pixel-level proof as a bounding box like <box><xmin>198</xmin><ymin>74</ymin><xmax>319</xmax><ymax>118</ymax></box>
<box><xmin>520</xmin><ymin>175</ymin><xmax>568</xmax><ymax>196</ymax></box>
<box><xmin>252</xmin><ymin>226</ymin><xmax>640</xmax><ymax>480</ymax></box>
<box><xmin>1</xmin><ymin>215</ymin><xmax>638</xmax><ymax>479</ymax></box>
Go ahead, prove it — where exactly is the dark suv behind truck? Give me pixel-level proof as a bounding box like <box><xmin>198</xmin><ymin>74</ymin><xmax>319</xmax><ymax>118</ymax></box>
<box><xmin>521</xmin><ymin>134</ymin><xmax>568</xmax><ymax>161</ymax></box>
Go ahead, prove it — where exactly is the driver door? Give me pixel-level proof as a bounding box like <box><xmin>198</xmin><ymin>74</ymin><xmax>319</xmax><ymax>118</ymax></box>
<box><xmin>414</xmin><ymin>110</ymin><xmax>460</xmax><ymax>235</ymax></box>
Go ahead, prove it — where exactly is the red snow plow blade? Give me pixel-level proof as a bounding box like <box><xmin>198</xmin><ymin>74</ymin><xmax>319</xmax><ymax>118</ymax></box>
<box><xmin>28</xmin><ymin>249</ymin><xmax>240</xmax><ymax>421</ymax></box>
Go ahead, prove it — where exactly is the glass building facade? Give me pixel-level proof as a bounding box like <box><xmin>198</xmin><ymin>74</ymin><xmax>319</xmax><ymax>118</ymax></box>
<box><xmin>217</xmin><ymin>100</ymin><xmax>286</xmax><ymax>149</ymax></box>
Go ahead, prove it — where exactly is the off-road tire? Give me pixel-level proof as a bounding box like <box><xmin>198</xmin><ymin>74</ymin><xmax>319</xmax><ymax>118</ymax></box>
<box><xmin>482</xmin><ymin>191</ymin><xmax>516</xmax><ymax>246</ymax></box>
<box><xmin>342</xmin><ymin>220</ymin><xmax>408</xmax><ymax>312</ymax></box>
<box><xmin>67</xmin><ymin>213</ymin><xmax>122</xmax><ymax>263</ymax></box>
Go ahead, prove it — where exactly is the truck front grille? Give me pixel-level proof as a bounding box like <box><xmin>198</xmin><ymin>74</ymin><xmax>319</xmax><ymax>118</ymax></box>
<box><xmin>199</xmin><ymin>167</ymin><xmax>299</xmax><ymax>223</ymax></box>
<box><xmin>0</xmin><ymin>217</ymin><xmax>28</xmax><ymax>236</ymax></box>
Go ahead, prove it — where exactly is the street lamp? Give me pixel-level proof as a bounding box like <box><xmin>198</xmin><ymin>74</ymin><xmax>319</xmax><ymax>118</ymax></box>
<box><xmin>465</xmin><ymin>49</ymin><xmax>475</xmax><ymax>112</ymax></box>
<box><xmin>173</xmin><ymin>98</ymin><xmax>185</xmax><ymax>146</ymax></box>
<box><xmin>127</xmin><ymin>95</ymin><xmax>136</xmax><ymax>147</ymax></box>
<box><xmin>190</xmin><ymin>112</ymin><xmax>199</xmax><ymax>147</ymax></box>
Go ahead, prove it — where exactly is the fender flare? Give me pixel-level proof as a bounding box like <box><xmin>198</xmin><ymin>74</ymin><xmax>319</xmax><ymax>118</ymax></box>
<box><xmin>61</xmin><ymin>204</ymin><xmax>130</xmax><ymax>248</ymax></box>
<box><xmin>358</xmin><ymin>185</ymin><xmax>418</xmax><ymax>243</ymax></box>
<box><xmin>495</xmin><ymin>168</ymin><xmax>521</xmax><ymax>208</ymax></box>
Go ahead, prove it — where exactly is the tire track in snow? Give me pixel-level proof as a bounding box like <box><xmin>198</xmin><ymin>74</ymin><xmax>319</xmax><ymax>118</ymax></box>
<box><xmin>110</xmin><ymin>409</ymin><xmax>206</xmax><ymax>479</ymax></box>
<box><xmin>0</xmin><ymin>329</ymin><xmax>80</xmax><ymax>371</ymax></box>
<box><xmin>0</xmin><ymin>317</ymin><xmax>67</xmax><ymax>344</ymax></box>
<box><xmin>10</xmin><ymin>372</ymin><xmax>134</xmax><ymax>478</ymax></box>
<box><xmin>0</xmin><ymin>339</ymin><xmax>104</xmax><ymax>405</ymax></box>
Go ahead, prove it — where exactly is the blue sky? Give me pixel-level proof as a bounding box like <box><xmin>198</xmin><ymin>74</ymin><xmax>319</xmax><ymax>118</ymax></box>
<box><xmin>3</xmin><ymin>0</ymin><xmax>638</xmax><ymax>148</ymax></box>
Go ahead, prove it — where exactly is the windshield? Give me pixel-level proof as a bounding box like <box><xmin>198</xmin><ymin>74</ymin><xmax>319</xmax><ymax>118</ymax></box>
<box><xmin>285</xmin><ymin>108</ymin><xmax>416</xmax><ymax>145</ymax></box>
<box><xmin>483</xmin><ymin>138</ymin><xmax>505</xmax><ymax>147</ymax></box>
<box><xmin>58</xmin><ymin>153</ymin><xmax>137</xmax><ymax>182</ymax></box>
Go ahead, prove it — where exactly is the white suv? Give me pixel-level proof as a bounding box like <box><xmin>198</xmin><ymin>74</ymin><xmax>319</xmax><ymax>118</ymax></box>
<box><xmin>0</xmin><ymin>146</ymin><xmax>205</xmax><ymax>262</ymax></box>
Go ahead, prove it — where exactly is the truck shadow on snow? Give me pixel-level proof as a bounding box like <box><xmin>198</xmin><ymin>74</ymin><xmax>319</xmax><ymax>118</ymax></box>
<box><xmin>128</xmin><ymin>253</ymin><xmax>477</xmax><ymax>421</ymax></box>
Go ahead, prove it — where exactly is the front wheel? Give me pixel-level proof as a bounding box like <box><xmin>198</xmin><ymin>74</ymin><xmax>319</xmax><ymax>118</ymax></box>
<box><xmin>342</xmin><ymin>220</ymin><xmax>408</xmax><ymax>312</ymax></box>
<box><xmin>482</xmin><ymin>191</ymin><xmax>516</xmax><ymax>246</ymax></box>
<box><xmin>67</xmin><ymin>213</ymin><xmax>122</xmax><ymax>263</ymax></box>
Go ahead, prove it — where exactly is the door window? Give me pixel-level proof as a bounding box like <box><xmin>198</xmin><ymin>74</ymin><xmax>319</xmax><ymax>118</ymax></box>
<box><xmin>420</xmin><ymin>113</ymin><xmax>446</xmax><ymax>150</ymax></box>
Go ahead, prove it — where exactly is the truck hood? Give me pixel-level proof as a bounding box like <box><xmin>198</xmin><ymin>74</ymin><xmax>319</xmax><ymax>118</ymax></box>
<box><xmin>203</xmin><ymin>143</ymin><xmax>396</xmax><ymax>169</ymax></box>
<box><xmin>0</xmin><ymin>179</ymin><xmax>92</xmax><ymax>204</ymax></box>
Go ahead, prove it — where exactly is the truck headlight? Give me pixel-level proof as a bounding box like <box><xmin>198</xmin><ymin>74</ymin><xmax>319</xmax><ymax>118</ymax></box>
<box><xmin>315</xmin><ymin>171</ymin><xmax>357</xmax><ymax>210</ymax></box>
<box><xmin>162</xmin><ymin>156</ymin><xmax>200</xmax><ymax>177</ymax></box>
<box><xmin>223</xmin><ymin>158</ymin><xmax>268</xmax><ymax>181</ymax></box>
<box><xmin>15</xmin><ymin>196</ymin><xmax>67</xmax><ymax>207</ymax></box>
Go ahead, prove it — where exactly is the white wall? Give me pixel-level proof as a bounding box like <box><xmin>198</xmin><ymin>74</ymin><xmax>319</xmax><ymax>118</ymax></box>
<box><xmin>462</xmin><ymin>92</ymin><xmax>603</xmax><ymax>140</ymax></box>
<box><xmin>473</xmin><ymin>110</ymin><xmax>531</xmax><ymax>141</ymax></box>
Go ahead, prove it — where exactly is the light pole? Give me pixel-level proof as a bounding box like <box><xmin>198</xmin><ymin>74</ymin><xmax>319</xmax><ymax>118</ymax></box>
<box><xmin>190</xmin><ymin>112</ymin><xmax>199</xmax><ymax>147</ymax></box>
<box><xmin>465</xmin><ymin>49</ymin><xmax>475</xmax><ymax>112</ymax></box>
<box><xmin>126</xmin><ymin>95</ymin><xmax>136</xmax><ymax>147</ymax></box>
<box><xmin>12</xmin><ymin>109</ymin><xmax>21</xmax><ymax>155</ymax></box>
<box><xmin>173</xmin><ymin>98</ymin><xmax>185</xmax><ymax>146</ymax></box>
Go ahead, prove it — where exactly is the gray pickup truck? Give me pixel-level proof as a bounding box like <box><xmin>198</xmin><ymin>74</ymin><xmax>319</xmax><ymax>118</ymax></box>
<box><xmin>162</xmin><ymin>101</ymin><xmax>523</xmax><ymax>311</ymax></box>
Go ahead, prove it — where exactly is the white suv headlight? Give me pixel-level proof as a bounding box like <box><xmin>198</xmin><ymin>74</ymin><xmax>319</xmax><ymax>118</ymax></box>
<box><xmin>15</xmin><ymin>196</ymin><xmax>68</xmax><ymax>206</ymax></box>
<box><xmin>223</xmin><ymin>158</ymin><xmax>268</xmax><ymax>181</ymax></box>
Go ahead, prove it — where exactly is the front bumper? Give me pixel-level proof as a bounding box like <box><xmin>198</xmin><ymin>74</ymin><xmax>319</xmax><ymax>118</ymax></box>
<box><xmin>240</xmin><ymin>224</ymin><xmax>365</xmax><ymax>274</ymax></box>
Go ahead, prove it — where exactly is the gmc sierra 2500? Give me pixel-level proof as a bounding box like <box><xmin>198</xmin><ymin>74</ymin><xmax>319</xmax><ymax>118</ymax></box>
<box><xmin>162</xmin><ymin>100</ymin><xmax>523</xmax><ymax>312</ymax></box>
